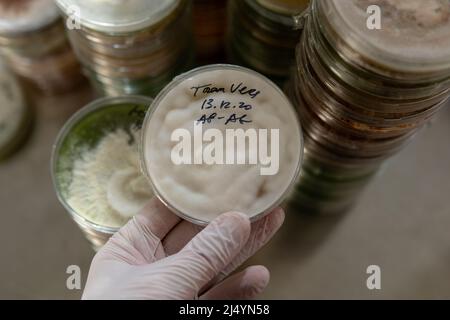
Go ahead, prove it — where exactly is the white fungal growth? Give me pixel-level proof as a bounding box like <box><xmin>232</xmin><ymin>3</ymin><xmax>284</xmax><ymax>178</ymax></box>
<box><xmin>67</xmin><ymin>128</ymin><xmax>152</xmax><ymax>228</ymax></box>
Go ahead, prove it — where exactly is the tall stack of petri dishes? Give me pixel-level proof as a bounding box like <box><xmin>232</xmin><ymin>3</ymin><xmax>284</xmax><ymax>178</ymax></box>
<box><xmin>0</xmin><ymin>0</ymin><xmax>82</xmax><ymax>94</ymax></box>
<box><xmin>192</xmin><ymin>0</ymin><xmax>228</xmax><ymax>64</ymax></box>
<box><xmin>227</xmin><ymin>0</ymin><xmax>309</xmax><ymax>85</ymax></box>
<box><xmin>56</xmin><ymin>0</ymin><xmax>194</xmax><ymax>97</ymax></box>
<box><xmin>288</xmin><ymin>0</ymin><xmax>450</xmax><ymax>215</ymax></box>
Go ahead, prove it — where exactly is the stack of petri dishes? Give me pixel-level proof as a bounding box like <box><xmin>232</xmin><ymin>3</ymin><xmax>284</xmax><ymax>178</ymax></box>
<box><xmin>52</xmin><ymin>96</ymin><xmax>154</xmax><ymax>250</ymax></box>
<box><xmin>227</xmin><ymin>0</ymin><xmax>309</xmax><ymax>84</ymax></box>
<box><xmin>0</xmin><ymin>0</ymin><xmax>82</xmax><ymax>94</ymax></box>
<box><xmin>56</xmin><ymin>0</ymin><xmax>194</xmax><ymax>97</ymax></box>
<box><xmin>288</xmin><ymin>0</ymin><xmax>450</xmax><ymax>215</ymax></box>
<box><xmin>192</xmin><ymin>0</ymin><xmax>228</xmax><ymax>64</ymax></box>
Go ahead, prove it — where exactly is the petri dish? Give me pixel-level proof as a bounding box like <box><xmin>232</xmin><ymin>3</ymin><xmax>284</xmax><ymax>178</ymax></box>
<box><xmin>56</xmin><ymin>0</ymin><xmax>193</xmax><ymax>97</ymax></box>
<box><xmin>0</xmin><ymin>0</ymin><xmax>60</xmax><ymax>34</ymax></box>
<box><xmin>55</xmin><ymin>0</ymin><xmax>179</xmax><ymax>33</ymax></box>
<box><xmin>52</xmin><ymin>96</ymin><xmax>154</xmax><ymax>249</ymax></box>
<box><xmin>317</xmin><ymin>0</ymin><xmax>450</xmax><ymax>76</ymax></box>
<box><xmin>142</xmin><ymin>64</ymin><xmax>303</xmax><ymax>225</ymax></box>
<box><xmin>0</xmin><ymin>0</ymin><xmax>83</xmax><ymax>94</ymax></box>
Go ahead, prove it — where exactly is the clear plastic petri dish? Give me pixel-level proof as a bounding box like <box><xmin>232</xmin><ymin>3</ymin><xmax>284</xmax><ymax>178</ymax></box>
<box><xmin>55</xmin><ymin>0</ymin><xmax>179</xmax><ymax>33</ymax></box>
<box><xmin>56</xmin><ymin>0</ymin><xmax>193</xmax><ymax>97</ymax></box>
<box><xmin>0</xmin><ymin>0</ymin><xmax>60</xmax><ymax>34</ymax></box>
<box><xmin>316</xmin><ymin>0</ymin><xmax>450</xmax><ymax>79</ymax></box>
<box><xmin>301</xmin><ymin>21</ymin><xmax>450</xmax><ymax>108</ymax></box>
<box><xmin>0</xmin><ymin>0</ymin><xmax>83</xmax><ymax>94</ymax></box>
<box><xmin>141</xmin><ymin>64</ymin><xmax>304</xmax><ymax>225</ymax></box>
<box><xmin>51</xmin><ymin>96</ymin><xmax>154</xmax><ymax>250</ymax></box>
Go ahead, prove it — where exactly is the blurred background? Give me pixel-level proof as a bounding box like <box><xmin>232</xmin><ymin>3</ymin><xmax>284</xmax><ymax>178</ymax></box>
<box><xmin>0</xmin><ymin>0</ymin><xmax>449</xmax><ymax>299</ymax></box>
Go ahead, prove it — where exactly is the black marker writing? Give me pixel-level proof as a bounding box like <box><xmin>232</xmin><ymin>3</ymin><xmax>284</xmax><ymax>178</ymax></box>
<box><xmin>191</xmin><ymin>84</ymin><xmax>226</xmax><ymax>97</ymax></box>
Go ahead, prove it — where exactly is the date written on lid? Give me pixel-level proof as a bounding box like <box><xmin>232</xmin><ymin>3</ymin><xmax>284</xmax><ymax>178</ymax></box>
<box><xmin>192</xmin><ymin>82</ymin><xmax>260</xmax><ymax>126</ymax></box>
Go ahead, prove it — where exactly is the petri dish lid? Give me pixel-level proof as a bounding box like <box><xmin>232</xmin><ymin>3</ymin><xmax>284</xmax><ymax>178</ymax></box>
<box><xmin>142</xmin><ymin>64</ymin><xmax>303</xmax><ymax>225</ymax></box>
<box><xmin>0</xmin><ymin>0</ymin><xmax>60</xmax><ymax>34</ymax></box>
<box><xmin>55</xmin><ymin>0</ymin><xmax>180</xmax><ymax>33</ymax></box>
<box><xmin>318</xmin><ymin>0</ymin><xmax>450</xmax><ymax>74</ymax></box>
<box><xmin>256</xmin><ymin>0</ymin><xmax>310</xmax><ymax>15</ymax></box>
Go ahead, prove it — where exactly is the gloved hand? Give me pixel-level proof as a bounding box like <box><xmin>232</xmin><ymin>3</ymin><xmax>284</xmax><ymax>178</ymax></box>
<box><xmin>82</xmin><ymin>198</ymin><xmax>285</xmax><ymax>300</ymax></box>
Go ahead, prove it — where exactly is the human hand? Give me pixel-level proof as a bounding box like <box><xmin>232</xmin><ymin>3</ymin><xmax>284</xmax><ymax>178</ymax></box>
<box><xmin>82</xmin><ymin>198</ymin><xmax>285</xmax><ymax>300</ymax></box>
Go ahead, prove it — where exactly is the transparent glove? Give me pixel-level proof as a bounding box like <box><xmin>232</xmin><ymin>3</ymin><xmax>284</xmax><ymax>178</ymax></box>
<box><xmin>82</xmin><ymin>198</ymin><xmax>285</xmax><ymax>300</ymax></box>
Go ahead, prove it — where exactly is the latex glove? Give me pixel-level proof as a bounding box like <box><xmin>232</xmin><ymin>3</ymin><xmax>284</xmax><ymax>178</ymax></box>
<box><xmin>82</xmin><ymin>198</ymin><xmax>285</xmax><ymax>300</ymax></box>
